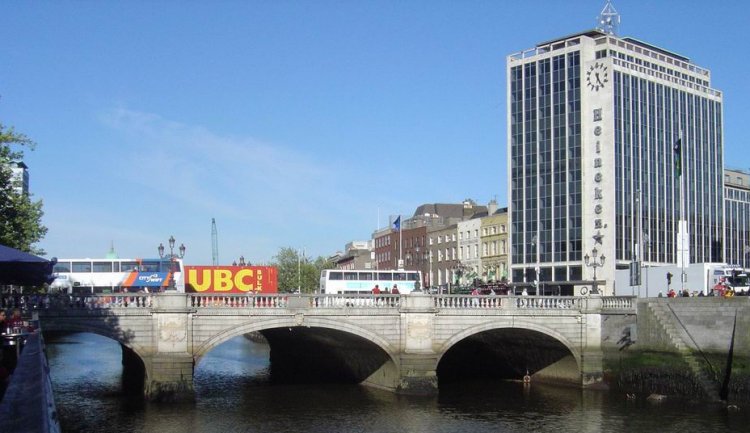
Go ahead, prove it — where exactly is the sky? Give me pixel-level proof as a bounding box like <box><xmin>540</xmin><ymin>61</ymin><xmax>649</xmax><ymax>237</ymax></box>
<box><xmin>1</xmin><ymin>0</ymin><xmax>749</xmax><ymax>265</ymax></box>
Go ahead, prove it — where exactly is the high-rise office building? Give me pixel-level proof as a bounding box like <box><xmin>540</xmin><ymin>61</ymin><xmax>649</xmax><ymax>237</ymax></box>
<box><xmin>9</xmin><ymin>161</ymin><xmax>29</xmax><ymax>195</ymax></box>
<box><xmin>506</xmin><ymin>5</ymin><xmax>724</xmax><ymax>295</ymax></box>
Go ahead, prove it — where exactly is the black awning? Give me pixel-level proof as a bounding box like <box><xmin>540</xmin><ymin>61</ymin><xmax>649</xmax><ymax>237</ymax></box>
<box><xmin>0</xmin><ymin>244</ymin><xmax>55</xmax><ymax>286</ymax></box>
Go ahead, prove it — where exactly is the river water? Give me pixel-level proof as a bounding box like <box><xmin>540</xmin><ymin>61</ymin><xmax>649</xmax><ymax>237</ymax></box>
<box><xmin>45</xmin><ymin>333</ymin><xmax>749</xmax><ymax>433</ymax></box>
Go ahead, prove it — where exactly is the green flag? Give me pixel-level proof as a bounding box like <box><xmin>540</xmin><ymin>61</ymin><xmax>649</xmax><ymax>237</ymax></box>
<box><xmin>673</xmin><ymin>138</ymin><xmax>682</xmax><ymax>178</ymax></box>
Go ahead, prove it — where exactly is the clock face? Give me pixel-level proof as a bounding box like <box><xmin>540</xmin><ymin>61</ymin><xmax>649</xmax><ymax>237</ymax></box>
<box><xmin>586</xmin><ymin>62</ymin><xmax>608</xmax><ymax>92</ymax></box>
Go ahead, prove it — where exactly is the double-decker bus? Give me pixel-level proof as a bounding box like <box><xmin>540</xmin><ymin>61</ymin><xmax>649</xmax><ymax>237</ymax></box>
<box><xmin>50</xmin><ymin>258</ymin><xmax>184</xmax><ymax>294</ymax></box>
<box><xmin>319</xmin><ymin>269</ymin><xmax>423</xmax><ymax>294</ymax></box>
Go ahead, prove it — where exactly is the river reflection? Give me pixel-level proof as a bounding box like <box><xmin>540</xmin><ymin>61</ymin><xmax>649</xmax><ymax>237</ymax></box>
<box><xmin>45</xmin><ymin>332</ymin><xmax>749</xmax><ymax>433</ymax></box>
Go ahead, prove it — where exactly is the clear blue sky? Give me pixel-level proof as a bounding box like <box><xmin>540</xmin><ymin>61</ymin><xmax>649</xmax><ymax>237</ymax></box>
<box><xmin>1</xmin><ymin>1</ymin><xmax>748</xmax><ymax>265</ymax></box>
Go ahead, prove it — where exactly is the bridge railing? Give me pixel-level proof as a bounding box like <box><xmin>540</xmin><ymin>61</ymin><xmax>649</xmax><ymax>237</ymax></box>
<box><xmin>9</xmin><ymin>293</ymin><xmax>636</xmax><ymax>313</ymax></box>
<box><xmin>433</xmin><ymin>294</ymin><xmax>580</xmax><ymax>310</ymax></box>
<box><xmin>188</xmin><ymin>293</ymin><xmax>402</xmax><ymax>309</ymax></box>
<box><xmin>600</xmin><ymin>296</ymin><xmax>637</xmax><ymax>312</ymax></box>
<box><xmin>2</xmin><ymin>293</ymin><xmax>153</xmax><ymax>310</ymax></box>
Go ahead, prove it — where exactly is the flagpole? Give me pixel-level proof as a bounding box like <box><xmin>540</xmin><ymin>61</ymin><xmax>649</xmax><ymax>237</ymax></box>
<box><xmin>679</xmin><ymin>130</ymin><xmax>686</xmax><ymax>292</ymax></box>
<box><xmin>399</xmin><ymin>215</ymin><xmax>403</xmax><ymax>269</ymax></box>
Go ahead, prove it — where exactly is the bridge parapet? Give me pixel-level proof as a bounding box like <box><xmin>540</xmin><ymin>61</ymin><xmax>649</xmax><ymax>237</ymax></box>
<box><xmin>600</xmin><ymin>296</ymin><xmax>637</xmax><ymax>313</ymax></box>
<box><xmin>188</xmin><ymin>293</ymin><xmax>403</xmax><ymax>309</ymax></box>
<box><xmin>15</xmin><ymin>293</ymin><xmax>633</xmax><ymax>315</ymax></box>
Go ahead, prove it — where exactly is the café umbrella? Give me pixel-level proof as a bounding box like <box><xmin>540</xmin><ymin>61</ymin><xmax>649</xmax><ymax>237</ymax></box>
<box><xmin>0</xmin><ymin>244</ymin><xmax>55</xmax><ymax>286</ymax></box>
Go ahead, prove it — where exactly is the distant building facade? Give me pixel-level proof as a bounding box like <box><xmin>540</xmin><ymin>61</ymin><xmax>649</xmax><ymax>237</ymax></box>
<box><xmin>725</xmin><ymin>168</ymin><xmax>750</xmax><ymax>270</ymax></box>
<box><xmin>429</xmin><ymin>224</ymin><xmax>457</xmax><ymax>291</ymax></box>
<box><xmin>481</xmin><ymin>204</ymin><xmax>509</xmax><ymax>282</ymax></box>
<box><xmin>334</xmin><ymin>241</ymin><xmax>375</xmax><ymax>270</ymax></box>
<box><xmin>457</xmin><ymin>217</ymin><xmax>481</xmax><ymax>285</ymax></box>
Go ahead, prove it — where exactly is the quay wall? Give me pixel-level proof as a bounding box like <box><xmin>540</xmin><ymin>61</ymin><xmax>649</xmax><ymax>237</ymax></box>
<box><xmin>601</xmin><ymin>297</ymin><xmax>750</xmax><ymax>401</ymax></box>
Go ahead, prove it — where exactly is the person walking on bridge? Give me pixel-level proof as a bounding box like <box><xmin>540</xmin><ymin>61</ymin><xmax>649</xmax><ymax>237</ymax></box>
<box><xmin>372</xmin><ymin>285</ymin><xmax>381</xmax><ymax>295</ymax></box>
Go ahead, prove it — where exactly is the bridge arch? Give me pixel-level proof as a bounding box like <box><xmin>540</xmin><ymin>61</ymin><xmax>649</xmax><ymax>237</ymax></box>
<box><xmin>41</xmin><ymin>321</ymin><xmax>150</xmax><ymax>363</ymax></box>
<box><xmin>194</xmin><ymin>316</ymin><xmax>400</xmax><ymax>365</ymax></box>
<box><xmin>438</xmin><ymin>320</ymin><xmax>582</xmax><ymax>366</ymax></box>
<box><xmin>435</xmin><ymin>319</ymin><xmax>583</xmax><ymax>383</ymax></box>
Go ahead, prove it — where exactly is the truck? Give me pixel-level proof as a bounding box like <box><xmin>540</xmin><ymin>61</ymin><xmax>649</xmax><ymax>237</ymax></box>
<box><xmin>184</xmin><ymin>265</ymin><xmax>278</xmax><ymax>293</ymax></box>
<box><xmin>615</xmin><ymin>262</ymin><xmax>749</xmax><ymax>297</ymax></box>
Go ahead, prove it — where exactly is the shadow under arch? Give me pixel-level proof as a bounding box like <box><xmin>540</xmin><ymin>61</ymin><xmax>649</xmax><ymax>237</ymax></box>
<box><xmin>41</xmin><ymin>319</ymin><xmax>148</xmax><ymax>396</ymax></box>
<box><xmin>436</xmin><ymin>320</ymin><xmax>582</xmax><ymax>385</ymax></box>
<box><xmin>194</xmin><ymin>316</ymin><xmax>400</xmax><ymax>387</ymax></box>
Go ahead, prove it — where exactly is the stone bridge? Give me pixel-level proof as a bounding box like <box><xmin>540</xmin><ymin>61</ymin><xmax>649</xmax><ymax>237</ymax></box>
<box><xmin>31</xmin><ymin>292</ymin><xmax>635</xmax><ymax>401</ymax></box>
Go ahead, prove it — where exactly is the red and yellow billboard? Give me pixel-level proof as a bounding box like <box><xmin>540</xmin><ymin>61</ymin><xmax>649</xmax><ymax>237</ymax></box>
<box><xmin>185</xmin><ymin>266</ymin><xmax>278</xmax><ymax>293</ymax></box>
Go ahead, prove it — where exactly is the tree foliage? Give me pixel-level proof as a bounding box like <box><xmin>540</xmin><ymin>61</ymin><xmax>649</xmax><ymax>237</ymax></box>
<box><xmin>271</xmin><ymin>247</ymin><xmax>335</xmax><ymax>293</ymax></box>
<box><xmin>0</xmin><ymin>123</ymin><xmax>47</xmax><ymax>254</ymax></box>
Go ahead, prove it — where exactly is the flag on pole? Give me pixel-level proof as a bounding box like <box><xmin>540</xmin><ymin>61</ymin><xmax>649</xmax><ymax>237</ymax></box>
<box><xmin>673</xmin><ymin>138</ymin><xmax>682</xmax><ymax>178</ymax></box>
<box><xmin>392</xmin><ymin>216</ymin><xmax>401</xmax><ymax>231</ymax></box>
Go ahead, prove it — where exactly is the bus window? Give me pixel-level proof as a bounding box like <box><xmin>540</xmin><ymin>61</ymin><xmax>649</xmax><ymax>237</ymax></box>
<box><xmin>329</xmin><ymin>271</ymin><xmax>343</xmax><ymax>280</ymax></box>
<box><xmin>93</xmin><ymin>261</ymin><xmax>113</xmax><ymax>273</ymax></box>
<box><xmin>53</xmin><ymin>261</ymin><xmax>71</xmax><ymax>273</ymax></box>
<box><xmin>344</xmin><ymin>272</ymin><xmax>357</xmax><ymax>280</ymax></box>
<box><xmin>72</xmin><ymin>262</ymin><xmax>92</xmax><ymax>273</ymax></box>
<box><xmin>121</xmin><ymin>261</ymin><xmax>138</xmax><ymax>272</ymax></box>
<box><xmin>378</xmin><ymin>272</ymin><xmax>392</xmax><ymax>281</ymax></box>
<box><xmin>358</xmin><ymin>272</ymin><xmax>374</xmax><ymax>280</ymax></box>
<box><xmin>141</xmin><ymin>261</ymin><xmax>159</xmax><ymax>272</ymax></box>
<box><xmin>407</xmin><ymin>272</ymin><xmax>420</xmax><ymax>281</ymax></box>
<box><xmin>394</xmin><ymin>272</ymin><xmax>406</xmax><ymax>281</ymax></box>
<box><xmin>158</xmin><ymin>260</ymin><xmax>180</xmax><ymax>272</ymax></box>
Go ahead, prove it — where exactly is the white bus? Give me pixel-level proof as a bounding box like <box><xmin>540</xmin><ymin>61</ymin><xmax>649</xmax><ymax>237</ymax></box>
<box><xmin>711</xmin><ymin>264</ymin><xmax>749</xmax><ymax>294</ymax></box>
<box><xmin>50</xmin><ymin>258</ymin><xmax>185</xmax><ymax>294</ymax></box>
<box><xmin>319</xmin><ymin>269</ymin><xmax>423</xmax><ymax>294</ymax></box>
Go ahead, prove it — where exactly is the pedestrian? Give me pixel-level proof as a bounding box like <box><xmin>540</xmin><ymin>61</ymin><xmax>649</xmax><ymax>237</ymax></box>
<box><xmin>391</xmin><ymin>284</ymin><xmax>400</xmax><ymax>295</ymax></box>
<box><xmin>372</xmin><ymin>284</ymin><xmax>381</xmax><ymax>295</ymax></box>
<box><xmin>6</xmin><ymin>309</ymin><xmax>23</xmax><ymax>330</ymax></box>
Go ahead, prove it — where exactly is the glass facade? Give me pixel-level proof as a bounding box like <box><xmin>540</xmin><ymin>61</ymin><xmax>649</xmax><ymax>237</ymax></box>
<box><xmin>613</xmin><ymin>71</ymin><xmax>724</xmax><ymax>264</ymax></box>
<box><xmin>510</xmin><ymin>51</ymin><xmax>581</xmax><ymax>282</ymax></box>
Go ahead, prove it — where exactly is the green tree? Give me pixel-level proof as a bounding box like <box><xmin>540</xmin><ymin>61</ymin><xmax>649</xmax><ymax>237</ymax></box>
<box><xmin>271</xmin><ymin>247</ymin><xmax>335</xmax><ymax>293</ymax></box>
<box><xmin>0</xmin><ymin>123</ymin><xmax>47</xmax><ymax>254</ymax></box>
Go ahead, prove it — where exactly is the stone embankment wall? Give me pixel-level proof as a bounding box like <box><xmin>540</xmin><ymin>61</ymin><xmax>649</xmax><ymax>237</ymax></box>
<box><xmin>601</xmin><ymin>297</ymin><xmax>750</xmax><ymax>401</ymax></box>
<box><xmin>0</xmin><ymin>332</ymin><xmax>61</xmax><ymax>433</ymax></box>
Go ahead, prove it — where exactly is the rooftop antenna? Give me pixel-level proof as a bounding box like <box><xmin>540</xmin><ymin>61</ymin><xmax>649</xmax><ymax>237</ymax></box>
<box><xmin>596</xmin><ymin>0</ymin><xmax>620</xmax><ymax>35</ymax></box>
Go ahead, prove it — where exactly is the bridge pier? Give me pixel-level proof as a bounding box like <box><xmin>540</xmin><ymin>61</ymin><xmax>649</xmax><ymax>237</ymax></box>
<box><xmin>143</xmin><ymin>292</ymin><xmax>196</xmax><ymax>402</ymax></box>
<box><xmin>396</xmin><ymin>294</ymin><xmax>439</xmax><ymax>395</ymax></box>
<box><xmin>580</xmin><ymin>295</ymin><xmax>606</xmax><ymax>389</ymax></box>
<box><xmin>395</xmin><ymin>353</ymin><xmax>438</xmax><ymax>395</ymax></box>
<box><xmin>143</xmin><ymin>354</ymin><xmax>195</xmax><ymax>402</ymax></box>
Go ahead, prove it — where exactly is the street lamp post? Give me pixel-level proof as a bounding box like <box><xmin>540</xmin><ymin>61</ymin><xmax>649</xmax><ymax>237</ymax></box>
<box><xmin>158</xmin><ymin>235</ymin><xmax>186</xmax><ymax>291</ymax></box>
<box><xmin>584</xmin><ymin>247</ymin><xmax>605</xmax><ymax>295</ymax></box>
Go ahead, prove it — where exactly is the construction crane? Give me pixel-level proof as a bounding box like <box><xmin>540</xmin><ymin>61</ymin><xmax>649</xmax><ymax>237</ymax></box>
<box><xmin>211</xmin><ymin>218</ymin><xmax>219</xmax><ymax>265</ymax></box>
